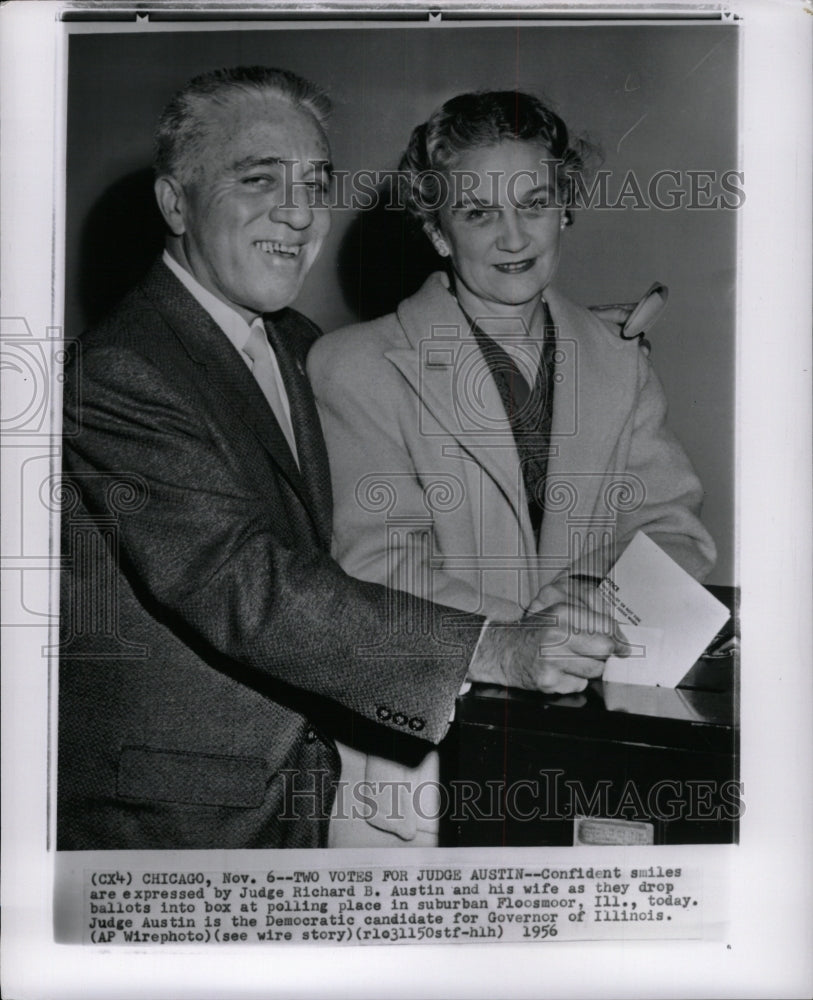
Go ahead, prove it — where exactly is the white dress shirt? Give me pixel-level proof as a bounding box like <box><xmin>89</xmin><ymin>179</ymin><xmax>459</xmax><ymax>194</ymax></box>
<box><xmin>162</xmin><ymin>250</ymin><xmax>298</xmax><ymax>466</ymax></box>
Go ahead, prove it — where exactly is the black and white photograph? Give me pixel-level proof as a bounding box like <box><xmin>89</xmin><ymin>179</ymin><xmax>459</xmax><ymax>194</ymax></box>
<box><xmin>1</xmin><ymin>1</ymin><xmax>811</xmax><ymax>998</ymax></box>
<box><xmin>58</xmin><ymin>9</ymin><xmax>740</xmax><ymax>856</ymax></box>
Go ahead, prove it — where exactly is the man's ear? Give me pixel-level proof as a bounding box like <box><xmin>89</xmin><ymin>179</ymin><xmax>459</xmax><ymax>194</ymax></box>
<box><xmin>154</xmin><ymin>175</ymin><xmax>187</xmax><ymax>237</ymax></box>
<box><xmin>423</xmin><ymin>223</ymin><xmax>450</xmax><ymax>258</ymax></box>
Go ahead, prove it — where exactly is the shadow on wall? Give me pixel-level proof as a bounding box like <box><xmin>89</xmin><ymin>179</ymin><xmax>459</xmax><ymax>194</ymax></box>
<box><xmin>78</xmin><ymin>168</ymin><xmax>165</xmax><ymax>328</ymax></box>
<box><xmin>335</xmin><ymin>178</ymin><xmax>442</xmax><ymax>322</ymax></box>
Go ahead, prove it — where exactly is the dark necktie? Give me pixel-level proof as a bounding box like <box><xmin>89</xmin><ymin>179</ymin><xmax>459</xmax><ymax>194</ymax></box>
<box><xmin>243</xmin><ymin>320</ymin><xmax>299</xmax><ymax>463</ymax></box>
<box><xmin>263</xmin><ymin>316</ymin><xmax>333</xmax><ymax>549</ymax></box>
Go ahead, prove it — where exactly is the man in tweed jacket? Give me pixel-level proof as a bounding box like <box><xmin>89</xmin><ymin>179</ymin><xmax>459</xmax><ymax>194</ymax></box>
<box><xmin>58</xmin><ymin>67</ymin><xmax>624</xmax><ymax>850</ymax></box>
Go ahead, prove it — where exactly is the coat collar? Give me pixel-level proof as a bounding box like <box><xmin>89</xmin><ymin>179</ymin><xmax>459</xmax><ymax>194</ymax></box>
<box><xmin>384</xmin><ymin>273</ymin><xmax>640</xmax><ymax>552</ymax></box>
<box><xmin>539</xmin><ymin>284</ymin><xmax>639</xmax><ymax>509</ymax></box>
<box><xmin>386</xmin><ymin>273</ymin><xmax>531</xmax><ymax>533</ymax></box>
<box><xmin>137</xmin><ymin>258</ymin><xmax>329</xmax><ymax>544</ymax></box>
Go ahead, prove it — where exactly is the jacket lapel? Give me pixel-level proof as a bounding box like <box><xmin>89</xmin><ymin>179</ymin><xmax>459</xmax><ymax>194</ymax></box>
<box><xmin>138</xmin><ymin>259</ymin><xmax>321</xmax><ymax>535</ymax></box>
<box><xmin>384</xmin><ymin>274</ymin><xmax>642</xmax><ymax>577</ymax></box>
<box><xmin>539</xmin><ymin>285</ymin><xmax>639</xmax><ymax>563</ymax></box>
<box><xmin>384</xmin><ymin>274</ymin><xmax>533</xmax><ymax>541</ymax></box>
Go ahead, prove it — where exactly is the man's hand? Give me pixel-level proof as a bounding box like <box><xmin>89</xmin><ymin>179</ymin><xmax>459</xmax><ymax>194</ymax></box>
<box><xmin>468</xmin><ymin>603</ymin><xmax>628</xmax><ymax>695</ymax></box>
<box><xmin>525</xmin><ymin>574</ymin><xmax>605</xmax><ymax>616</ymax></box>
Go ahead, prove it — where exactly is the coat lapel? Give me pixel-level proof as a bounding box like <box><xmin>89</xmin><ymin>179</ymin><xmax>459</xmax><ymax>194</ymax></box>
<box><xmin>384</xmin><ymin>274</ymin><xmax>534</xmax><ymax>543</ymax></box>
<box><xmin>539</xmin><ymin>285</ymin><xmax>640</xmax><ymax>565</ymax></box>
<box><xmin>384</xmin><ymin>274</ymin><xmax>642</xmax><ymax>580</ymax></box>
<box><xmin>138</xmin><ymin>259</ymin><xmax>323</xmax><ymax>538</ymax></box>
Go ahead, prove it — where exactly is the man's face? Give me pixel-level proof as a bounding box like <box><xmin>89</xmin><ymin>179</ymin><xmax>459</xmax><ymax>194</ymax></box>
<box><xmin>172</xmin><ymin>92</ymin><xmax>332</xmax><ymax>319</ymax></box>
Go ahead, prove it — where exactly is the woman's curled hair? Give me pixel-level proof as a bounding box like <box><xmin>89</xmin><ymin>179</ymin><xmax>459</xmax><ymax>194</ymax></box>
<box><xmin>399</xmin><ymin>90</ymin><xmax>594</xmax><ymax>228</ymax></box>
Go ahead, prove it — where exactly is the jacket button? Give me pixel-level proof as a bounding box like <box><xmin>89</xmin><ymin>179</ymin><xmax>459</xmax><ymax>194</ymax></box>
<box><xmin>376</xmin><ymin>706</ymin><xmax>392</xmax><ymax>722</ymax></box>
<box><xmin>393</xmin><ymin>712</ymin><xmax>407</xmax><ymax>726</ymax></box>
<box><xmin>305</xmin><ymin>728</ymin><xmax>318</xmax><ymax>742</ymax></box>
<box><xmin>408</xmin><ymin>717</ymin><xmax>425</xmax><ymax>732</ymax></box>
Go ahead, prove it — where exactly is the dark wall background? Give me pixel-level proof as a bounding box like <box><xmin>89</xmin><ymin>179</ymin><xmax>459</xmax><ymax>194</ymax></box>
<box><xmin>66</xmin><ymin>24</ymin><xmax>737</xmax><ymax>583</ymax></box>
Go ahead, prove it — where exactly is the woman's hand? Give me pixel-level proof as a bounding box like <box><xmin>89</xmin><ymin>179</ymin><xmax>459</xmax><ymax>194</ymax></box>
<box><xmin>588</xmin><ymin>302</ymin><xmax>636</xmax><ymax>326</ymax></box>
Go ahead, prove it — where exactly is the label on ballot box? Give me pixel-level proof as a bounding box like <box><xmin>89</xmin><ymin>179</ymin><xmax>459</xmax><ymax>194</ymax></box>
<box><xmin>599</xmin><ymin>532</ymin><xmax>730</xmax><ymax>687</ymax></box>
<box><xmin>573</xmin><ymin>816</ymin><xmax>655</xmax><ymax>846</ymax></box>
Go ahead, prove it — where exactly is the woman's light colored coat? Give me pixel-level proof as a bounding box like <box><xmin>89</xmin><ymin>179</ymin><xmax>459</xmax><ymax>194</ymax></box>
<box><xmin>308</xmin><ymin>273</ymin><xmax>715</xmax><ymax>846</ymax></box>
<box><xmin>310</xmin><ymin>273</ymin><xmax>714</xmax><ymax>621</ymax></box>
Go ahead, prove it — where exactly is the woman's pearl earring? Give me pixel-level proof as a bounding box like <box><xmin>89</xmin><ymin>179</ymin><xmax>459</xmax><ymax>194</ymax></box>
<box><xmin>427</xmin><ymin>228</ymin><xmax>450</xmax><ymax>257</ymax></box>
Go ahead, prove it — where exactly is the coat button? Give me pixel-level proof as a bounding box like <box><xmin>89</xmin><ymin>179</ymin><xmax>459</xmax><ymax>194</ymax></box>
<box><xmin>376</xmin><ymin>706</ymin><xmax>392</xmax><ymax>722</ymax></box>
<box><xmin>408</xmin><ymin>717</ymin><xmax>425</xmax><ymax>732</ymax></box>
<box><xmin>305</xmin><ymin>728</ymin><xmax>318</xmax><ymax>742</ymax></box>
<box><xmin>393</xmin><ymin>712</ymin><xmax>407</xmax><ymax>726</ymax></box>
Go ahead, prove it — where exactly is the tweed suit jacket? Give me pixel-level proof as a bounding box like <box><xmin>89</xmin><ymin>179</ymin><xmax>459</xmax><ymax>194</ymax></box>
<box><xmin>57</xmin><ymin>259</ymin><xmax>480</xmax><ymax>851</ymax></box>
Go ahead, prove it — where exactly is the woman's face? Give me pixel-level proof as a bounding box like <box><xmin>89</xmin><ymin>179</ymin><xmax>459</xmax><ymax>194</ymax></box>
<box><xmin>429</xmin><ymin>139</ymin><xmax>565</xmax><ymax>315</ymax></box>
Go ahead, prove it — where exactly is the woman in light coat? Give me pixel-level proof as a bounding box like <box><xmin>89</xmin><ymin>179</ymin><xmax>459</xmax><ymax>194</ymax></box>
<box><xmin>309</xmin><ymin>90</ymin><xmax>715</xmax><ymax>847</ymax></box>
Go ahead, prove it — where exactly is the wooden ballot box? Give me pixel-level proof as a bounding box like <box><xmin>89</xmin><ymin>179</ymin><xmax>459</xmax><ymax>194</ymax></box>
<box><xmin>439</xmin><ymin>587</ymin><xmax>739</xmax><ymax>848</ymax></box>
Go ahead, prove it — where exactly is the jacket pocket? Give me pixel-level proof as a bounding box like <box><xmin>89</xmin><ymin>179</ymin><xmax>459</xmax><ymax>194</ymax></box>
<box><xmin>117</xmin><ymin>745</ymin><xmax>268</xmax><ymax>808</ymax></box>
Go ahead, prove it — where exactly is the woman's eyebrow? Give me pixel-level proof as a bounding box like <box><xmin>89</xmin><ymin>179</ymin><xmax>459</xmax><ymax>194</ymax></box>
<box><xmin>508</xmin><ymin>181</ymin><xmax>557</xmax><ymax>205</ymax></box>
<box><xmin>451</xmin><ymin>193</ymin><xmax>495</xmax><ymax>210</ymax></box>
<box><xmin>450</xmin><ymin>177</ymin><xmax>558</xmax><ymax>209</ymax></box>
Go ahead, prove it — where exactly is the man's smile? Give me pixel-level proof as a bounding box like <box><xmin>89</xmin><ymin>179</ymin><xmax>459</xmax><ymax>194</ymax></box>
<box><xmin>254</xmin><ymin>239</ymin><xmax>302</xmax><ymax>257</ymax></box>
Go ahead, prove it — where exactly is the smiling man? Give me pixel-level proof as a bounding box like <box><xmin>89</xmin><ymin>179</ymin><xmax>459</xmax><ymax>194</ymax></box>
<box><xmin>154</xmin><ymin>80</ymin><xmax>332</xmax><ymax>318</ymax></box>
<box><xmin>58</xmin><ymin>67</ymin><xmax>625</xmax><ymax>851</ymax></box>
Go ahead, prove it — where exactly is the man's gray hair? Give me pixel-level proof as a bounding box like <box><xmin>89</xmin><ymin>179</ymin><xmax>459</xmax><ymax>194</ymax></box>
<box><xmin>154</xmin><ymin>66</ymin><xmax>332</xmax><ymax>183</ymax></box>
